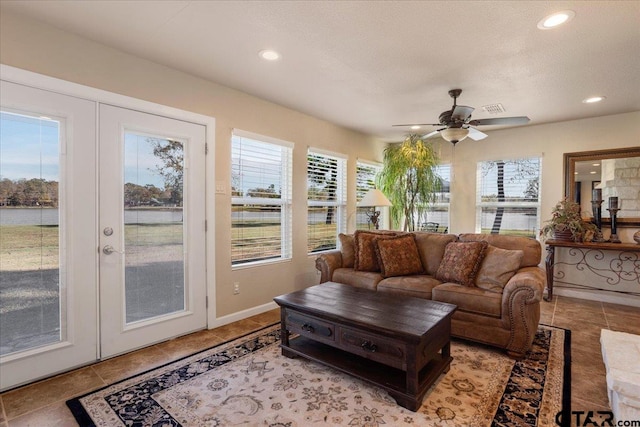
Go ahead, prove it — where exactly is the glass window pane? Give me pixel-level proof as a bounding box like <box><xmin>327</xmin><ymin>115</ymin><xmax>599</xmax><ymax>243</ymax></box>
<box><xmin>231</xmin><ymin>133</ymin><xmax>292</xmax><ymax>265</ymax></box>
<box><xmin>307</xmin><ymin>151</ymin><xmax>346</xmax><ymax>251</ymax></box>
<box><xmin>123</xmin><ymin>133</ymin><xmax>184</xmax><ymax>323</ymax></box>
<box><xmin>0</xmin><ymin>111</ymin><xmax>61</xmax><ymax>356</ymax></box>
<box><xmin>479</xmin><ymin>207</ymin><xmax>539</xmax><ymax>237</ymax></box>
<box><xmin>232</xmin><ymin>205</ymin><xmax>282</xmax><ymax>264</ymax></box>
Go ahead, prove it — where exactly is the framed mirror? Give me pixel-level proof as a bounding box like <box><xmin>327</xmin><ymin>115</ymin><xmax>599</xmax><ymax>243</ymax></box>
<box><xmin>564</xmin><ymin>147</ymin><xmax>640</xmax><ymax>227</ymax></box>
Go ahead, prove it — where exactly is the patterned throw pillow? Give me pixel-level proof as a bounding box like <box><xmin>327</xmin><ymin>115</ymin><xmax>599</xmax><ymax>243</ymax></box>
<box><xmin>475</xmin><ymin>245</ymin><xmax>524</xmax><ymax>292</ymax></box>
<box><xmin>338</xmin><ymin>233</ymin><xmax>355</xmax><ymax>268</ymax></box>
<box><xmin>353</xmin><ymin>230</ymin><xmax>396</xmax><ymax>272</ymax></box>
<box><xmin>375</xmin><ymin>234</ymin><xmax>425</xmax><ymax>278</ymax></box>
<box><xmin>435</xmin><ymin>241</ymin><xmax>489</xmax><ymax>286</ymax></box>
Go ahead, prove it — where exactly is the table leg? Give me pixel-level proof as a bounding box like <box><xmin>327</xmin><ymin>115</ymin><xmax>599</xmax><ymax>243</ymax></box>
<box><xmin>544</xmin><ymin>245</ymin><xmax>555</xmax><ymax>301</ymax></box>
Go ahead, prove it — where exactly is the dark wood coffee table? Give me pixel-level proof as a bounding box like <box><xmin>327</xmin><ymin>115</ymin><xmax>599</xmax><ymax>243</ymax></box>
<box><xmin>273</xmin><ymin>281</ymin><xmax>457</xmax><ymax>411</ymax></box>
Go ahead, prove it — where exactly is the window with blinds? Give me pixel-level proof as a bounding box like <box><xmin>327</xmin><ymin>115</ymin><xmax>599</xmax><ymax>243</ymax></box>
<box><xmin>231</xmin><ymin>130</ymin><xmax>293</xmax><ymax>266</ymax></box>
<box><xmin>476</xmin><ymin>157</ymin><xmax>541</xmax><ymax>237</ymax></box>
<box><xmin>356</xmin><ymin>161</ymin><xmax>382</xmax><ymax>230</ymax></box>
<box><xmin>420</xmin><ymin>164</ymin><xmax>451</xmax><ymax>233</ymax></box>
<box><xmin>307</xmin><ymin>149</ymin><xmax>347</xmax><ymax>253</ymax></box>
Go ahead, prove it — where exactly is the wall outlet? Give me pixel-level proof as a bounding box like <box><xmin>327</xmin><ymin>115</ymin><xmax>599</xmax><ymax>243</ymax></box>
<box><xmin>233</xmin><ymin>282</ymin><xmax>240</xmax><ymax>295</ymax></box>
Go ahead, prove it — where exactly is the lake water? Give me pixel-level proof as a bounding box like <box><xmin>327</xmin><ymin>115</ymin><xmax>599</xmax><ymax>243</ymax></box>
<box><xmin>0</xmin><ymin>208</ymin><xmax>540</xmax><ymax>232</ymax></box>
<box><xmin>0</xmin><ymin>208</ymin><xmax>183</xmax><ymax>225</ymax></box>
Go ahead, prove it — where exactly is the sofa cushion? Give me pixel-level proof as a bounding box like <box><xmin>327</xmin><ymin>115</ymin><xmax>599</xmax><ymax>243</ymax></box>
<box><xmin>435</xmin><ymin>241</ymin><xmax>488</xmax><ymax>286</ymax></box>
<box><xmin>377</xmin><ymin>275</ymin><xmax>441</xmax><ymax>299</ymax></box>
<box><xmin>338</xmin><ymin>233</ymin><xmax>355</xmax><ymax>268</ymax></box>
<box><xmin>375</xmin><ymin>234</ymin><xmax>425</xmax><ymax>278</ymax></box>
<box><xmin>332</xmin><ymin>268</ymin><xmax>383</xmax><ymax>290</ymax></box>
<box><xmin>413</xmin><ymin>232</ymin><xmax>458</xmax><ymax>275</ymax></box>
<box><xmin>353</xmin><ymin>230</ymin><xmax>396</xmax><ymax>272</ymax></box>
<box><xmin>458</xmin><ymin>233</ymin><xmax>541</xmax><ymax>268</ymax></box>
<box><xmin>432</xmin><ymin>283</ymin><xmax>502</xmax><ymax>317</ymax></box>
<box><xmin>475</xmin><ymin>245</ymin><xmax>524</xmax><ymax>292</ymax></box>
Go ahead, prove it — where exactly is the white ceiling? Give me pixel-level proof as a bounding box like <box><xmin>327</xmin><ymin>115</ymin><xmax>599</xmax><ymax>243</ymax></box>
<box><xmin>2</xmin><ymin>1</ymin><xmax>639</xmax><ymax>142</ymax></box>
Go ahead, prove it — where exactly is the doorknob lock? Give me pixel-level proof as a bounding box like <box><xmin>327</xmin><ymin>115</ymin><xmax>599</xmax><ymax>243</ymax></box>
<box><xmin>102</xmin><ymin>245</ymin><xmax>124</xmax><ymax>255</ymax></box>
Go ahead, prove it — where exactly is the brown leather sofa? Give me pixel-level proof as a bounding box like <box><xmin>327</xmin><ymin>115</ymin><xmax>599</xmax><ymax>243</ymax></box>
<box><xmin>315</xmin><ymin>231</ymin><xmax>545</xmax><ymax>358</ymax></box>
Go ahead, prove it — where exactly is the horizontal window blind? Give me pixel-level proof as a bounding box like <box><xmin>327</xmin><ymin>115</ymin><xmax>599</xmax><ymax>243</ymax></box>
<box><xmin>231</xmin><ymin>132</ymin><xmax>292</xmax><ymax>266</ymax></box>
<box><xmin>355</xmin><ymin>160</ymin><xmax>382</xmax><ymax>230</ymax></box>
<box><xmin>307</xmin><ymin>150</ymin><xmax>347</xmax><ymax>253</ymax></box>
<box><xmin>476</xmin><ymin>157</ymin><xmax>541</xmax><ymax>237</ymax></box>
<box><xmin>419</xmin><ymin>163</ymin><xmax>451</xmax><ymax>233</ymax></box>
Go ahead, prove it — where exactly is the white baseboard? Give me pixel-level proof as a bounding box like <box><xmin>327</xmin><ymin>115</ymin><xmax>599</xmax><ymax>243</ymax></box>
<box><xmin>208</xmin><ymin>301</ymin><xmax>279</xmax><ymax>329</ymax></box>
<box><xmin>553</xmin><ymin>288</ymin><xmax>640</xmax><ymax>308</ymax></box>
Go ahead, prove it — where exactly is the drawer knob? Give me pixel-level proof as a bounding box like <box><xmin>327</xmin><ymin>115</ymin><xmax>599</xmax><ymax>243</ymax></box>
<box><xmin>301</xmin><ymin>323</ymin><xmax>315</xmax><ymax>333</ymax></box>
<box><xmin>361</xmin><ymin>341</ymin><xmax>377</xmax><ymax>353</ymax></box>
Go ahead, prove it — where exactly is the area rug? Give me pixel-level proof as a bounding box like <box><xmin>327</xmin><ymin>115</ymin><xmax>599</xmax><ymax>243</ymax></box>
<box><xmin>67</xmin><ymin>324</ymin><xmax>570</xmax><ymax>426</ymax></box>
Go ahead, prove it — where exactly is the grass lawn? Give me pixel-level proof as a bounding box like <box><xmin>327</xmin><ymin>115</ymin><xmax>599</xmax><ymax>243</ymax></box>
<box><xmin>0</xmin><ymin>224</ymin><xmax>184</xmax><ymax>271</ymax></box>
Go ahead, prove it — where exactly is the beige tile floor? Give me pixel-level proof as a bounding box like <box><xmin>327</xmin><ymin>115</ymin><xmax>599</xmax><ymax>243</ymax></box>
<box><xmin>1</xmin><ymin>297</ymin><xmax>638</xmax><ymax>426</ymax></box>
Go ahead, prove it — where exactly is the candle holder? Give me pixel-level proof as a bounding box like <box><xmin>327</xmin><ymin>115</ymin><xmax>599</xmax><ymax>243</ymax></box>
<box><xmin>590</xmin><ymin>198</ymin><xmax>606</xmax><ymax>242</ymax></box>
<box><xmin>607</xmin><ymin>207</ymin><xmax>622</xmax><ymax>243</ymax></box>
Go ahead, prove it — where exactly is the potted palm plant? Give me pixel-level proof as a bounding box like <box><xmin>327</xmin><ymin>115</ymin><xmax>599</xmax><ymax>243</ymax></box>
<box><xmin>540</xmin><ymin>198</ymin><xmax>598</xmax><ymax>242</ymax></box>
<box><xmin>376</xmin><ymin>134</ymin><xmax>442</xmax><ymax>231</ymax></box>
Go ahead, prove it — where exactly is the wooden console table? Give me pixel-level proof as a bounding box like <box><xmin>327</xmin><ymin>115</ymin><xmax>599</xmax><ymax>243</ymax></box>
<box><xmin>545</xmin><ymin>239</ymin><xmax>640</xmax><ymax>301</ymax></box>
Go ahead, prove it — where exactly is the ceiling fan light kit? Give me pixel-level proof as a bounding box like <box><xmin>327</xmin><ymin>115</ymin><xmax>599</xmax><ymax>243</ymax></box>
<box><xmin>440</xmin><ymin>127</ymin><xmax>469</xmax><ymax>144</ymax></box>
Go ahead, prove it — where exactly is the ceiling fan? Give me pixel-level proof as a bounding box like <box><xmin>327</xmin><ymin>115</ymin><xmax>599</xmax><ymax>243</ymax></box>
<box><xmin>393</xmin><ymin>89</ymin><xmax>530</xmax><ymax>144</ymax></box>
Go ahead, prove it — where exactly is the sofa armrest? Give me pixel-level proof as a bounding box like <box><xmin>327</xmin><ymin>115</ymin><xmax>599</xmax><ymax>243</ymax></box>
<box><xmin>501</xmin><ymin>266</ymin><xmax>546</xmax><ymax>357</ymax></box>
<box><xmin>315</xmin><ymin>250</ymin><xmax>343</xmax><ymax>283</ymax></box>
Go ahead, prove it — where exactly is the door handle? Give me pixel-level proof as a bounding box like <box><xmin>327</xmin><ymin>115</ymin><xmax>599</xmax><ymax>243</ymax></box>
<box><xmin>102</xmin><ymin>245</ymin><xmax>124</xmax><ymax>255</ymax></box>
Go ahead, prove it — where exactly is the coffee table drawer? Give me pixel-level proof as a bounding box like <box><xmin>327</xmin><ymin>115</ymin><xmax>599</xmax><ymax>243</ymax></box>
<box><xmin>339</xmin><ymin>327</ymin><xmax>406</xmax><ymax>370</ymax></box>
<box><xmin>285</xmin><ymin>311</ymin><xmax>335</xmax><ymax>343</ymax></box>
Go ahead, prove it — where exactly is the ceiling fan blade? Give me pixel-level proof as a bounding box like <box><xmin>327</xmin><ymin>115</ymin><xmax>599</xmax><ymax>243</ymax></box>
<box><xmin>451</xmin><ymin>105</ymin><xmax>474</xmax><ymax>121</ymax></box>
<box><xmin>468</xmin><ymin>116</ymin><xmax>530</xmax><ymax>126</ymax></box>
<box><xmin>422</xmin><ymin>130</ymin><xmax>441</xmax><ymax>139</ymax></box>
<box><xmin>392</xmin><ymin>123</ymin><xmax>441</xmax><ymax>127</ymax></box>
<box><xmin>467</xmin><ymin>127</ymin><xmax>488</xmax><ymax>141</ymax></box>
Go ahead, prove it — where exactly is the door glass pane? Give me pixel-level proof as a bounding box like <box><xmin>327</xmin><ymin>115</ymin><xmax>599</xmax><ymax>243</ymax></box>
<box><xmin>124</xmin><ymin>133</ymin><xmax>185</xmax><ymax>323</ymax></box>
<box><xmin>0</xmin><ymin>111</ymin><xmax>61</xmax><ymax>356</ymax></box>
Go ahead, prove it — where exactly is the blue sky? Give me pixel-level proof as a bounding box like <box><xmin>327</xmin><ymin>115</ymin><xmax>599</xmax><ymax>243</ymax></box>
<box><xmin>1</xmin><ymin>111</ymin><xmax>166</xmax><ymax>189</ymax></box>
<box><xmin>0</xmin><ymin>111</ymin><xmax>59</xmax><ymax>181</ymax></box>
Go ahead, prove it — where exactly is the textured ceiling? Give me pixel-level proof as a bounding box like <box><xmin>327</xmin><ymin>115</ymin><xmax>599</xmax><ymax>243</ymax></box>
<box><xmin>2</xmin><ymin>1</ymin><xmax>639</xmax><ymax>141</ymax></box>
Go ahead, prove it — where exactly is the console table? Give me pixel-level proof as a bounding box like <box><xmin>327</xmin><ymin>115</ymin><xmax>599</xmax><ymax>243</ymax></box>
<box><xmin>544</xmin><ymin>239</ymin><xmax>640</xmax><ymax>301</ymax></box>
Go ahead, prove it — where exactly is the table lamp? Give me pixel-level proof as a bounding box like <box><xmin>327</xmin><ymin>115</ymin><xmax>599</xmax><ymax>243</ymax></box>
<box><xmin>358</xmin><ymin>189</ymin><xmax>392</xmax><ymax>229</ymax></box>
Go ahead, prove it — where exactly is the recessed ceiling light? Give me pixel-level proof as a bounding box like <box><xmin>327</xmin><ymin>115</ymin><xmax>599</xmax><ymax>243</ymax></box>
<box><xmin>259</xmin><ymin>50</ymin><xmax>281</xmax><ymax>61</ymax></box>
<box><xmin>537</xmin><ymin>10</ymin><xmax>575</xmax><ymax>29</ymax></box>
<box><xmin>590</xmin><ymin>171</ymin><xmax>597</xmax><ymax>174</ymax></box>
<box><xmin>592</xmin><ymin>163</ymin><xmax>600</xmax><ymax>167</ymax></box>
<box><xmin>411</xmin><ymin>125</ymin><xmax>421</xmax><ymax>130</ymax></box>
<box><xmin>582</xmin><ymin>96</ymin><xmax>606</xmax><ymax>104</ymax></box>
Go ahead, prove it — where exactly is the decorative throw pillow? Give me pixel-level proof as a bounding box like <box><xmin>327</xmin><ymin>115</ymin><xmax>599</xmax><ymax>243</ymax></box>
<box><xmin>353</xmin><ymin>230</ymin><xmax>396</xmax><ymax>272</ymax></box>
<box><xmin>375</xmin><ymin>234</ymin><xmax>425</xmax><ymax>278</ymax></box>
<box><xmin>475</xmin><ymin>245</ymin><xmax>524</xmax><ymax>292</ymax></box>
<box><xmin>338</xmin><ymin>233</ymin><xmax>355</xmax><ymax>268</ymax></box>
<box><xmin>435</xmin><ymin>241</ymin><xmax>489</xmax><ymax>286</ymax></box>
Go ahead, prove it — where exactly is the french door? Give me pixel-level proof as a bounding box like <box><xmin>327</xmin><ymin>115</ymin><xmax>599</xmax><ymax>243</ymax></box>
<box><xmin>99</xmin><ymin>104</ymin><xmax>206</xmax><ymax>358</ymax></box>
<box><xmin>0</xmin><ymin>80</ymin><xmax>98</xmax><ymax>390</ymax></box>
<box><xmin>0</xmin><ymin>80</ymin><xmax>207</xmax><ymax>390</ymax></box>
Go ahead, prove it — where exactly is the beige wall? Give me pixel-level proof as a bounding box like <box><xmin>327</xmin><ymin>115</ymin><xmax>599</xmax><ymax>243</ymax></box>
<box><xmin>437</xmin><ymin>112</ymin><xmax>640</xmax><ymax>242</ymax></box>
<box><xmin>0</xmin><ymin>11</ymin><xmax>384</xmax><ymax>319</ymax></box>
<box><xmin>2</xmin><ymin>11</ymin><xmax>640</xmax><ymax>317</ymax></box>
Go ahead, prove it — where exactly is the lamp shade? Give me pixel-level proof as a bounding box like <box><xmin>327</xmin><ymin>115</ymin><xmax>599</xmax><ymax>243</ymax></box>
<box><xmin>358</xmin><ymin>188</ymin><xmax>392</xmax><ymax>207</ymax></box>
<box><xmin>440</xmin><ymin>127</ymin><xmax>469</xmax><ymax>144</ymax></box>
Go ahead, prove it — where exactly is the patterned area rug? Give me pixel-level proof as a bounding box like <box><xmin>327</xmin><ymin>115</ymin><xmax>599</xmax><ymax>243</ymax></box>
<box><xmin>67</xmin><ymin>324</ymin><xmax>570</xmax><ymax>426</ymax></box>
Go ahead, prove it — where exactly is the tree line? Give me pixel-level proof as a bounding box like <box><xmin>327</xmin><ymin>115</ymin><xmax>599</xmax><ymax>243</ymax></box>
<box><xmin>0</xmin><ymin>178</ymin><xmax>59</xmax><ymax>207</ymax></box>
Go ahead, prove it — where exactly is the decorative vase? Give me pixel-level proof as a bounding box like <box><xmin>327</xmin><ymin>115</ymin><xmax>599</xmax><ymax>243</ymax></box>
<box><xmin>553</xmin><ymin>230</ymin><xmax>575</xmax><ymax>242</ymax></box>
<box><xmin>634</xmin><ymin>230</ymin><xmax>640</xmax><ymax>245</ymax></box>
